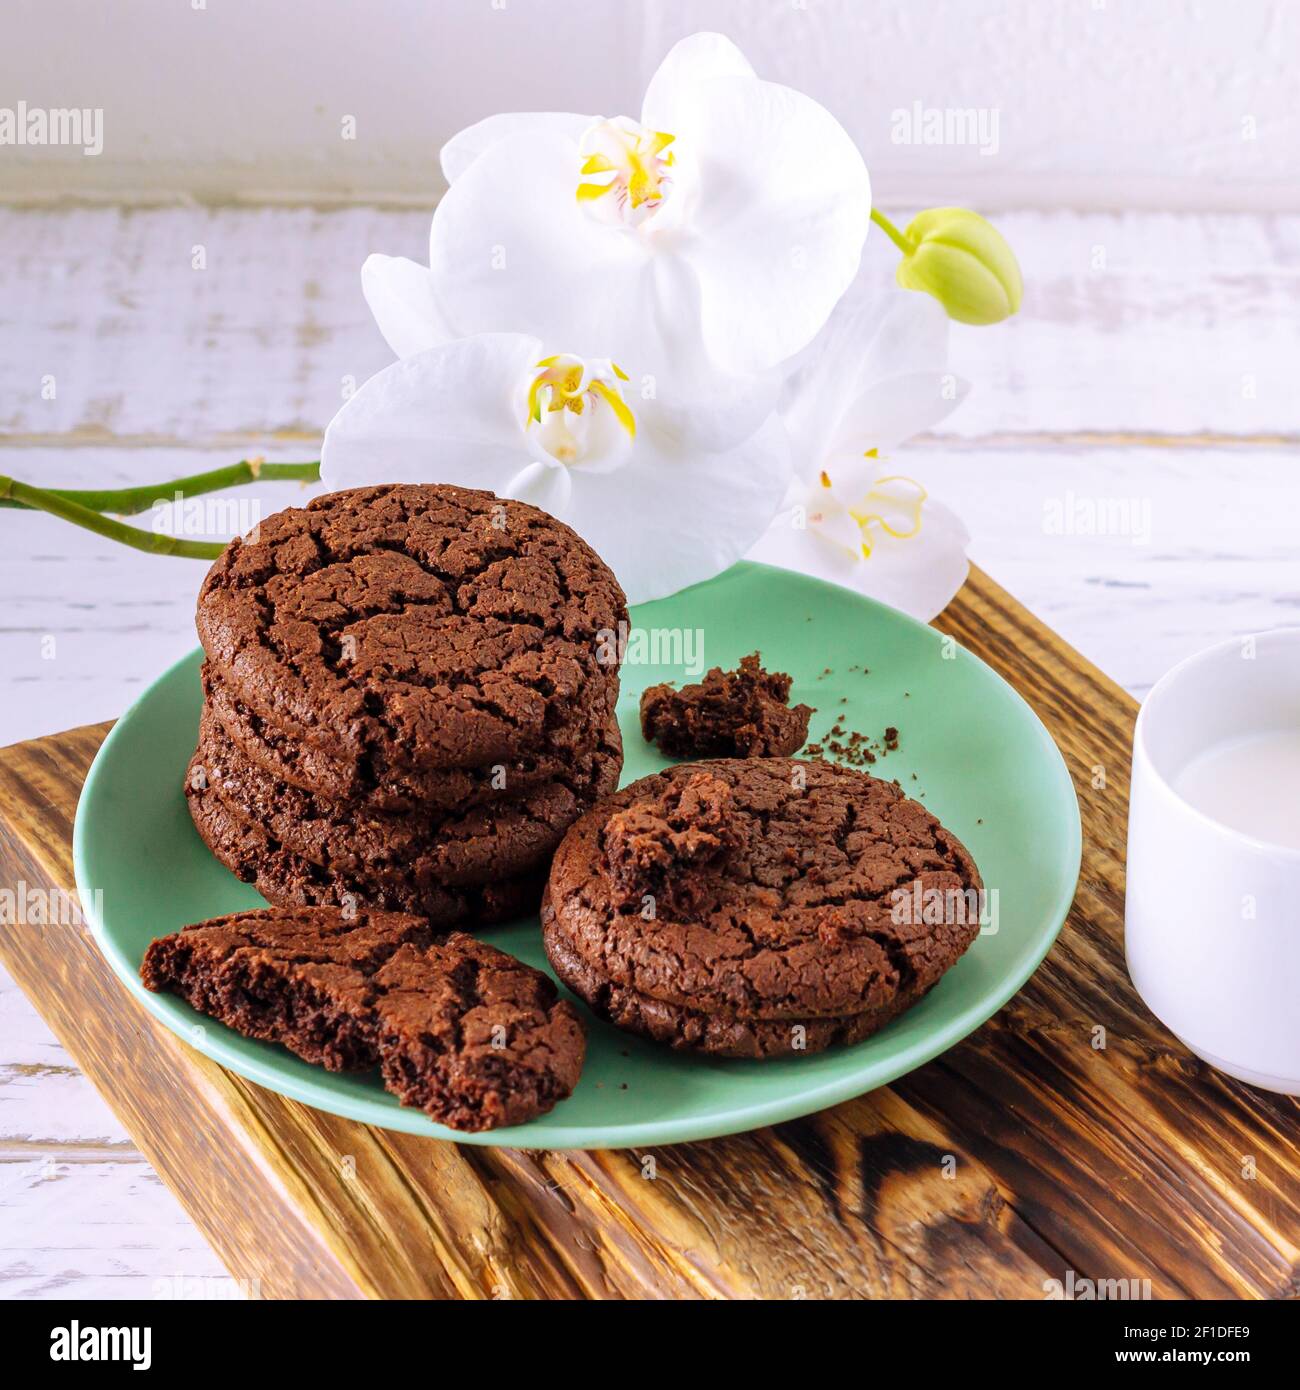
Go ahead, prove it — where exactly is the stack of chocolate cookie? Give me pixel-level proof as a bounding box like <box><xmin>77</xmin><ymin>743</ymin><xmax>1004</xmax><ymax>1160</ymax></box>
<box><xmin>187</xmin><ymin>483</ymin><xmax>627</xmax><ymax>928</ymax></box>
<box><xmin>543</xmin><ymin>758</ymin><xmax>983</xmax><ymax>1058</ymax></box>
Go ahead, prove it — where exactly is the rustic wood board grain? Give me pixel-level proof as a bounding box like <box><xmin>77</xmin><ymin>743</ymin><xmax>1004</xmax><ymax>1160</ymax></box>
<box><xmin>1</xmin><ymin>565</ymin><xmax>1298</xmax><ymax>1301</ymax></box>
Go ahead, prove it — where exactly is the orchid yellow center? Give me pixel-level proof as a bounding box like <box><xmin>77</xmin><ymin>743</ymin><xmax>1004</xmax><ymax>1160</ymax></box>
<box><xmin>577</xmin><ymin>117</ymin><xmax>675</xmax><ymax>226</ymax></box>
<box><xmin>524</xmin><ymin>354</ymin><xmax>635</xmax><ymax>466</ymax></box>
<box><xmin>819</xmin><ymin>452</ymin><xmax>928</xmax><ymax>560</ymax></box>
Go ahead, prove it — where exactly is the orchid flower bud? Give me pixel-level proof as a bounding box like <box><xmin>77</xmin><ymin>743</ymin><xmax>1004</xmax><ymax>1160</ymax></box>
<box><xmin>894</xmin><ymin>208</ymin><xmax>1023</xmax><ymax>325</ymax></box>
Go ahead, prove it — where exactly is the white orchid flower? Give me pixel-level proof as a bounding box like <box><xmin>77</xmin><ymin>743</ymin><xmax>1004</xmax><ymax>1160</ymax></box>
<box><xmin>748</xmin><ymin>291</ymin><xmax>972</xmax><ymax>620</ymax></box>
<box><xmin>363</xmin><ymin>31</ymin><xmax>870</xmax><ymax>430</ymax></box>
<box><xmin>320</xmin><ymin>333</ymin><xmax>791</xmax><ymax>606</ymax></box>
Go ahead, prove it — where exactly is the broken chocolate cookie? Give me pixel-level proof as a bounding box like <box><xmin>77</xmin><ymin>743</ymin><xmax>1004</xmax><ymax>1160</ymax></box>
<box><xmin>142</xmin><ymin>905</ymin><xmax>585</xmax><ymax>1130</ymax></box>
<box><xmin>543</xmin><ymin>758</ymin><xmax>983</xmax><ymax>1057</ymax></box>
<box><xmin>639</xmin><ymin>652</ymin><xmax>812</xmax><ymax>759</ymax></box>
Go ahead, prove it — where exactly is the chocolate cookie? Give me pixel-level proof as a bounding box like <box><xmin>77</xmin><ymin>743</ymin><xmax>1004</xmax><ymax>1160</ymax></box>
<box><xmin>142</xmin><ymin>907</ymin><xmax>585</xmax><ymax>1130</ymax></box>
<box><xmin>187</xmin><ymin>781</ymin><xmax>546</xmax><ymax>927</ymax></box>
<box><xmin>544</xmin><ymin>758</ymin><xmax>983</xmax><ymax>1025</ymax></box>
<box><xmin>142</xmin><ymin>904</ymin><xmax>434</xmax><ymax>1069</ymax></box>
<box><xmin>203</xmin><ymin>661</ymin><xmax>618</xmax><ymax>815</ymax></box>
<box><xmin>542</xmin><ymin>911</ymin><xmax>899</xmax><ymax>1059</ymax></box>
<box><xmin>195</xmin><ymin>484</ymin><xmax>627</xmax><ymax>793</ymax></box>
<box><xmin>639</xmin><ymin>653</ymin><xmax>812</xmax><ymax>759</ymax></box>
<box><xmin>188</xmin><ymin>707</ymin><xmax>621</xmax><ymax>887</ymax></box>
<box><xmin>374</xmin><ymin>931</ymin><xmax>585</xmax><ymax>1130</ymax></box>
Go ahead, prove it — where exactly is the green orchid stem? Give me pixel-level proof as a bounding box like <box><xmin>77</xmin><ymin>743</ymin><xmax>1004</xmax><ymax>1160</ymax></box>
<box><xmin>0</xmin><ymin>458</ymin><xmax>323</xmax><ymax>560</ymax></box>
<box><xmin>0</xmin><ymin>475</ymin><xmax>228</xmax><ymax>560</ymax></box>
<box><xmin>0</xmin><ymin>459</ymin><xmax>321</xmax><ymax>515</ymax></box>
<box><xmin>870</xmin><ymin>207</ymin><xmax>915</xmax><ymax>257</ymax></box>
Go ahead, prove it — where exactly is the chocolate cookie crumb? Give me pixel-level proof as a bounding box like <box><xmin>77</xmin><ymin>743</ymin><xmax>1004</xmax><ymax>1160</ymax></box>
<box><xmin>806</xmin><ymin>721</ymin><xmax>903</xmax><ymax>769</ymax></box>
<box><xmin>639</xmin><ymin>652</ymin><xmax>812</xmax><ymax>759</ymax></box>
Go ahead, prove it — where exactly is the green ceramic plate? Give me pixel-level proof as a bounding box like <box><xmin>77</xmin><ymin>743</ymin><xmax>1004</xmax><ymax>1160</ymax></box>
<box><xmin>74</xmin><ymin>561</ymin><xmax>1080</xmax><ymax>1149</ymax></box>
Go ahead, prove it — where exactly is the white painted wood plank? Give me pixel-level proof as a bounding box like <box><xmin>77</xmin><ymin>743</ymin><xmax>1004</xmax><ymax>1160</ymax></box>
<box><xmin>0</xmin><ymin>962</ymin><xmax>135</xmax><ymax>1147</ymax></box>
<box><xmin>0</xmin><ymin>206</ymin><xmax>406</xmax><ymax>441</ymax></box>
<box><xmin>914</xmin><ymin>446</ymin><xmax>1300</xmax><ymax>697</ymax></box>
<box><xmin>0</xmin><ymin>448</ymin><xmax>330</xmax><ymax>744</ymax></box>
<box><xmin>0</xmin><ymin>1149</ymin><xmax>237</xmax><ymax>1300</ymax></box>
<box><xmin>944</xmin><ymin>211</ymin><xmax>1300</xmax><ymax>439</ymax></box>
<box><xmin>3</xmin><ymin>207</ymin><xmax>1298</xmax><ymax>445</ymax></box>
<box><xmin>0</xmin><ymin>965</ymin><xmax>234</xmax><ymax>1300</ymax></box>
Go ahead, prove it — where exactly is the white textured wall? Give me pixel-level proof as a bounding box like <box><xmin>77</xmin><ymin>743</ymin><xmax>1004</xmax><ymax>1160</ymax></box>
<box><xmin>3</xmin><ymin>0</ymin><xmax>1296</xmax><ymax>210</ymax></box>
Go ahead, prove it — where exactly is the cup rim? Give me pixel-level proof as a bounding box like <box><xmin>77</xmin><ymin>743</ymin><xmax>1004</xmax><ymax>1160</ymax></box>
<box><xmin>1134</xmin><ymin>626</ymin><xmax>1300</xmax><ymax>861</ymax></box>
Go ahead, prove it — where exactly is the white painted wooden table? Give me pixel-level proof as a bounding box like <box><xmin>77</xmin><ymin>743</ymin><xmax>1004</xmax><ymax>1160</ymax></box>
<box><xmin>1</xmin><ymin>205</ymin><xmax>1297</xmax><ymax>1298</ymax></box>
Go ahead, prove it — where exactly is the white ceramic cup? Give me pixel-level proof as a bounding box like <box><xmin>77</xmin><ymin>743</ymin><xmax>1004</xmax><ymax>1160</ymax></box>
<box><xmin>1126</xmin><ymin>629</ymin><xmax>1300</xmax><ymax>1094</ymax></box>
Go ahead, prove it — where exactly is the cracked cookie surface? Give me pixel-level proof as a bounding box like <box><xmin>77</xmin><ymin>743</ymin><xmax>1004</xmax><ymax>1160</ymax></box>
<box><xmin>188</xmin><ymin>706</ymin><xmax>621</xmax><ymax>887</ymax></box>
<box><xmin>142</xmin><ymin>907</ymin><xmax>585</xmax><ymax>1131</ymax></box>
<box><xmin>544</xmin><ymin>758</ymin><xmax>983</xmax><ymax>1023</ymax></box>
<box><xmin>542</xmin><ymin>910</ymin><xmax>903</xmax><ymax>1059</ymax></box>
<box><xmin>186</xmin><ymin>782</ymin><xmax>547</xmax><ymax>927</ymax></box>
<box><xmin>202</xmin><ymin>660</ymin><xmax>617</xmax><ymax>814</ymax></box>
<box><xmin>195</xmin><ymin>484</ymin><xmax>627</xmax><ymax>790</ymax></box>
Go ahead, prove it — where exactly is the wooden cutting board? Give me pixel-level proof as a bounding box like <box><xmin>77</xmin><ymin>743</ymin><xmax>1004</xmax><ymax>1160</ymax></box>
<box><xmin>2</xmin><ymin>565</ymin><xmax>1297</xmax><ymax>1300</ymax></box>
